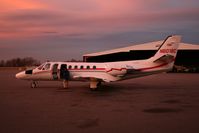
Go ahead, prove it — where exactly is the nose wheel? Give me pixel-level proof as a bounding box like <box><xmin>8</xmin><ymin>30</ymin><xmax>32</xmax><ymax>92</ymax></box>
<box><xmin>31</xmin><ymin>81</ymin><xmax>38</xmax><ymax>88</ymax></box>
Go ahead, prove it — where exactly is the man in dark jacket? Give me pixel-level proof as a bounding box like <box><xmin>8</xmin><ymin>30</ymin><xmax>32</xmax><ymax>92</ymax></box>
<box><xmin>60</xmin><ymin>65</ymin><xmax>70</xmax><ymax>89</ymax></box>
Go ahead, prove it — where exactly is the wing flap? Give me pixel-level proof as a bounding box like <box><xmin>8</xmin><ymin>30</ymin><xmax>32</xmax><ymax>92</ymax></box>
<box><xmin>73</xmin><ymin>73</ymin><xmax>119</xmax><ymax>82</ymax></box>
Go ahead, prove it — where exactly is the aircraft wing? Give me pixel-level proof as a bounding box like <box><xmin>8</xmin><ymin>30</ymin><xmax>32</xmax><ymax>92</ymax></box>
<box><xmin>73</xmin><ymin>73</ymin><xmax>119</xmax><ymax>82</ymax></box>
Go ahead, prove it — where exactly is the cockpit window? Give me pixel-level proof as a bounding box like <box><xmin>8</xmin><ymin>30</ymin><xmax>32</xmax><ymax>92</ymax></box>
<box><xmin>43</xmin><ymin>63</ymin><xmax>51</xmax><ymax>70</ymax></box>
<box><xmin>37</xmin><ymin>63</ymin><xmax>45</xmax><ymax>70</ymax></box>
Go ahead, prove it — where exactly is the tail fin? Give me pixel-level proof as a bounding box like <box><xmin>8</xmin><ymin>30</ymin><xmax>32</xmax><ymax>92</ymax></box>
<box><xmin>151</xmin><ymin>35</ymin><xmax>181</xmax><ymax>63</ymax></box>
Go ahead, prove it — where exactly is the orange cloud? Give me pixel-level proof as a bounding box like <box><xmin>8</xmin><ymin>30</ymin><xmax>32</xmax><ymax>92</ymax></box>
<box><xmin>0</xmin><ymin>0</ymin><xmax>47</xmax><ymax>11</ymax></box>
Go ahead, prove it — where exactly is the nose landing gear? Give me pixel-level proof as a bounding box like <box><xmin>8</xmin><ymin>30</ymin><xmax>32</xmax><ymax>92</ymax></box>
<box><xmin>31</xmin><ymin>81</ymin><xmax>38</xmax><ymax>88</ymax></box>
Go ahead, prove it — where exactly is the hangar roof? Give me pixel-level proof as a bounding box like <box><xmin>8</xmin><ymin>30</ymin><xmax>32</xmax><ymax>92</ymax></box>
<box><xmin>84</xmin><ymin>41</ymin><xmax>199</xmax><ymax>57</ymax></box>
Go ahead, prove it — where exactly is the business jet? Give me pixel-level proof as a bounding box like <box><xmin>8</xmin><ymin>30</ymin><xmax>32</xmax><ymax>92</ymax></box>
<box><xmin>16</xmin><ymin>35</ymin><xmax>181</xmax><ymax>90</ymax></box>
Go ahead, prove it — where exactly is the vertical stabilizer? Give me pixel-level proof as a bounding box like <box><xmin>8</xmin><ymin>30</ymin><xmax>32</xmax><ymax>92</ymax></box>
<box><xmin>151</xmin><ymin>35</ymin><xmax>181</xmax><ymax>62</ymax></box>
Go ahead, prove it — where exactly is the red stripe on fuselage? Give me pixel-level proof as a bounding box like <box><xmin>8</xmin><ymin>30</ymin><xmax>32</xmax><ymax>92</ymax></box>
<box><xmin>136</xmin><ymin>62</ymin><xmax>169</xmax><ymax>71</ymax></box>
<box><xmin>106</xmin><ymin>68</ymin><xmax>127</xmax><ymax>73</ymax></box>
<box><xmin>33</xmin><ymin>68</ymin><xmax>106</xmax><ymax>74</ymax></box>
<box><xmin>106</xmin><ymin>60</ymin><xmax>175</xmax><ymax>72</ymax></box>
<box><xmin>33</xmin><ymin>60</ymin><xmax>174</xmax><ymax>75</ymax></box>
<box><xmin>136</xmin><ymin>59</ymin><xmax>175</xmax><ymax>71</ymax></box>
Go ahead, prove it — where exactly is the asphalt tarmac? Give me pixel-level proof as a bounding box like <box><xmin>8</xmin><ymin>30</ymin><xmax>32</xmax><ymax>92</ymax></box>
<box><xmin>0</xmin><ymin>70</ymin><xmax>199</xmax><ymax>133</ymax></box>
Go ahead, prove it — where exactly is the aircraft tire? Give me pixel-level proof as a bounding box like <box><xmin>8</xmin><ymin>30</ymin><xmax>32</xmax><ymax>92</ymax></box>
<box><xmin>97</xmin><ymin>81</ymin><xmax>102</xmax><ymax>87</ymax></box>
<box><xmin>90</xmin><ymin>87</ymin><xmax>98</xmax><ymax>91</ymax></box>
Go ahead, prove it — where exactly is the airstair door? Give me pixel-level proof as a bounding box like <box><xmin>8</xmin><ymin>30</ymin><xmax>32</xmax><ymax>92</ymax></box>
<box><xmin>52</xmin><ymin>64</ymin><xmax>58</xmax><ymax>80</ymax></box>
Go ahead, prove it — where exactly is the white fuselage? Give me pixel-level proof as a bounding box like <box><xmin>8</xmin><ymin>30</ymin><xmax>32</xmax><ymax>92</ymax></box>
<box><xmin>15</xmin><ymin>35</ymin><xmax>181</xmax><ymax>89</ymax></box>
<box><xmin>16</xmin><ymin>58</ymin><xmax>173</xmax><ymax>82</ymax></box>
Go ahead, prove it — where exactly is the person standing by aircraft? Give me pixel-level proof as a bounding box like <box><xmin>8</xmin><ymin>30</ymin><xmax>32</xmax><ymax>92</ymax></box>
<box><xmin>60</xmin><ymin>65</ymin><xmax>70</xmax><ymax>89</ymax></box>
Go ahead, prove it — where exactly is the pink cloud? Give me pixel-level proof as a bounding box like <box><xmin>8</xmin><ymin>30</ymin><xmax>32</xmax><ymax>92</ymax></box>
<box><xmin>0</xmin><ymin>0</ymin><xmax>199</xmax><ymax>61</ymax></box>
<box><xmin>0</xmin><ymin>0</ymin><xmax>198</xmax><ymax>39</ymax></box>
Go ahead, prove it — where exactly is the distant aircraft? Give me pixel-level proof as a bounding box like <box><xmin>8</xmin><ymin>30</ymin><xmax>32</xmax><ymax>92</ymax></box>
<box><xmin>16</xmin><ymin>35</ymin><xmax>181</xmax><ymax>90</ymax></box>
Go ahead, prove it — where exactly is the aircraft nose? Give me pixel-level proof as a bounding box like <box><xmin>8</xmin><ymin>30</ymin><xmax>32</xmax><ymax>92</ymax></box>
<box><xmin>15</xmin><ymin>71</ymin><xmax>25</xmax><ymax>79</ymax></box>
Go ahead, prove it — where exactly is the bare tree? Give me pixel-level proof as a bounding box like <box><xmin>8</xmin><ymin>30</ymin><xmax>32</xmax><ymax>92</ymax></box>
<box><xmin>0</xmin><ymin>57</ymin><xmax>40</xmax><ymax>67</ymax></box>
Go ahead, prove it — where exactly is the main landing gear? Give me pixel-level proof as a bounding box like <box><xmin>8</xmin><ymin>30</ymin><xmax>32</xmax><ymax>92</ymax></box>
<box><xmin>31</xmin><ymin>81</ymin><xmax>38</xmax><ymax>88</ymax></box>
<box><xmin>90</xmin><ymin>79</ymin><xmax>102</xmax><ymax>91</ymax></box>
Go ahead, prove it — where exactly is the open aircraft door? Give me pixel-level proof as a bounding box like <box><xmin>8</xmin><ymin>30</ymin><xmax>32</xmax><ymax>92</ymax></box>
<box><xmin>52</xmin><ymin>64</ymin><xmax>59</xmax><ymax>80</ymax></box>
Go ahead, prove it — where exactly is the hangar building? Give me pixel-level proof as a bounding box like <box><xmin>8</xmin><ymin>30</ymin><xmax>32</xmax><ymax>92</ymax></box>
<box><xmin>83</xmin><ymin>40</ymin><xmax>199</xmax><ymax>71</ymax></box>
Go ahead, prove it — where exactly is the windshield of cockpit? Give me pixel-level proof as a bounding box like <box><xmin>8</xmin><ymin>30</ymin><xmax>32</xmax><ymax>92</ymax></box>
<box><xmin>37</xmin><ymin>63</ymin><xmax>51</xmax><ymax>70</ymax></box>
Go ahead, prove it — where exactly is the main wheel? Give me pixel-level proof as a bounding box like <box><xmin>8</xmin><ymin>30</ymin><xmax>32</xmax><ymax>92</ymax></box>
<box><xmin>90</xmin><ymin>87</ymin><xmax>98</xmax><ymax>91</ymax></box>
<box><xmin>97</xmin><ymin>81</ymin><xmax>102</xmax><ymax>87</ymax></box>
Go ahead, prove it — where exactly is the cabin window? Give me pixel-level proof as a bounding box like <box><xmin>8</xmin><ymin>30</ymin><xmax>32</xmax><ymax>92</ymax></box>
<box><xmin>74</xmin><ymin>65</ymin><xmax>78</xmax><ymax>69</ymax></box>
<box><xmin>86</xmin><ymin>66</ymin><xmax>90</xmax><ymax>69</ymax></box>
<box><xmin>93</xmin><ymin>66</ymin><xmax>96</xmax><ymax>69</ymax></box>
<box><xmin>68</xmin><ymin>65</ymin><xmax>72</xmax><ymax>69</ymax></box>
<box><xmin>43</xmin><ymin>63</ymin><xmax>51</xmax><ymax>70</ymax></box>
<box><xmin>80</xmin><ymin>65</ymin><xmax>84</xmax><ymax>69</ymax></box>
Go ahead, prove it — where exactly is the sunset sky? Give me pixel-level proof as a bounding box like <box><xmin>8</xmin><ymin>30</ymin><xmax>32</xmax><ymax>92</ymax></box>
<box><xmin>0</xmin><ymin>0</ymin><xmax>198</xmax><ymax>62</ymax></box>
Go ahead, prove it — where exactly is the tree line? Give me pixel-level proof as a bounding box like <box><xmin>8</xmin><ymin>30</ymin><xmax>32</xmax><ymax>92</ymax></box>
<box><xmin>0</xmin><ymin>57</ymin><xmax>40</xmax><ymax>67</ymax></box>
